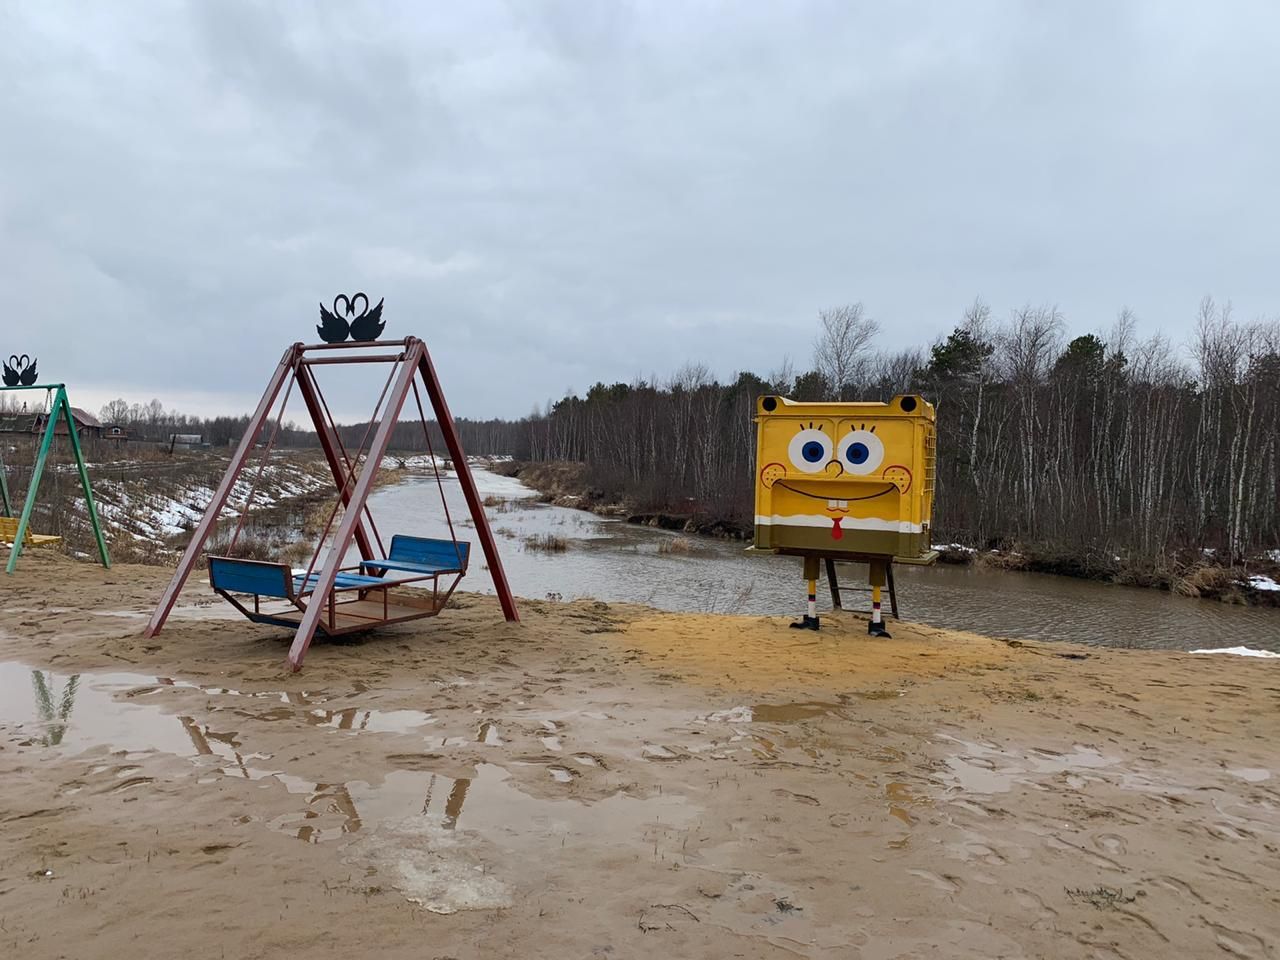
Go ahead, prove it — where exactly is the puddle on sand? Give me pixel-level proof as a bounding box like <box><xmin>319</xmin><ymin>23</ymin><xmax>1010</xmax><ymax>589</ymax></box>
<box><xmin>328</xmin><ymin>763</ymin><xmax>695</xmax><ymax>914</ymax></box>
<box><xmin>885</xmin><ymin>781</ymin><xmax>931</xmax><ymax>827</ymax></box>
<box><xmin>2</xmin><ymin>660</ymin><xmax>700</xmax><ymax>911</ymax></box>
<box><xmin>270</xmin><ymin>762</ymin><xmax>692</xmax><ymax>846</ymax></box>
<box><xmin>1</xmin><ymin>663</ymin><xmax>209</xmax><ymax>754</ymax></box>
<box><xmin>934</xmin><ymin>736</ymin><xmax>1119</xmax><ymax>795</ymax></box>
<box><xmin>0</xmin><ymin>662</ymin><xmax>436</xmax><ymax>753</ymax></box>
<box><xmin>751</xmin><ymin>701</ymin><xmax>847</xmax><ymax>723</ymax></box>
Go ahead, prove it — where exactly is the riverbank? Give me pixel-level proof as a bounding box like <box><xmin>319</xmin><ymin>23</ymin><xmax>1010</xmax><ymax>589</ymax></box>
<box><xmin>491</xmin><ymin>460</ymin><xmax>753</xmax><ymax>538</ymax></box>
<box><xmin>496</xmin><ymin>460</ymin><xmax>1280</xmax><ymax>607</ymax></box>
<box><xmin>935</xmin><ymin>543</ymin><xmax>1280</xmax><ymax>608</ymax></box>
<box><xmin>2</xmin><ymin>552</ymin><xmax>1277</xmax><ymax>959</ymax></box>
<box><xmin>6</xmin><ymin>449</ymin><xmax>427</xmax><ymax>569</ymax></box>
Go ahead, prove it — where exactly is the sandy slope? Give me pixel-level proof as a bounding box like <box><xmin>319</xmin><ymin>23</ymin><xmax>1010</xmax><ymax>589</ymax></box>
<box><xmin>1</xmin><ymin>552</ymin><xmax>1277</xmax><ymax>959</ymax></box>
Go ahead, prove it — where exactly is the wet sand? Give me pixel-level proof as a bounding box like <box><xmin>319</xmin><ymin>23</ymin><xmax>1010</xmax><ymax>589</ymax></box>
<box><xmin>1</xmin><ymin>552</ymin><xmax>1277</xmax><ymax>959</ymax></box>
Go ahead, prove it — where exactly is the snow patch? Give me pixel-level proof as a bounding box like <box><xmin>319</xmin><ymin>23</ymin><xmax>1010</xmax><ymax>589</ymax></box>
<box><xmin>1243</xmin><ymin>575</ymin><xmax>1279</xmax><ymax>592</ymax></box>
<box><xmin>1190</xmin><ymin>647</ymin><xmax>1280</xmax><ymax>659</ymax></box>
<box><xmin>698</xmin><ymin>706</ymin><xmax>754</xmax><ymax>724</ymax></box>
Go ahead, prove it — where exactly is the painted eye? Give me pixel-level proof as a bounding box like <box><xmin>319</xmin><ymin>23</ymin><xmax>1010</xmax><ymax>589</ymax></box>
<box><xmin>836</xmin><ymin>430</ymin><xmax>884</xmax><ymax>475</ymax></box>
<box><xmin>787</xmin><ymin>428</ymin><xmax>832</xmax><ymax>474</ymax></box>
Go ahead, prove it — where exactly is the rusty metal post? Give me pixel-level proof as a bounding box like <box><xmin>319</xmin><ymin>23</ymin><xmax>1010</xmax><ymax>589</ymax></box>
<box><xmin>286</xmin><ymin>345</ymin><xmax>424</xmax><ymax>670</ymax></box>
<box><xmin>294</xmin><ymin>363</ymin><xmax>375</xmax><ymax>562</ymax></box>
<box><xmin>417</xmin><ymin>345</ymin><xmax>519</xmax><ymax>623</ymax></box>
<box><xmin>143</xmin><ymin>344</ymin><xmax>301</xmax><ymax>638</ymax></box>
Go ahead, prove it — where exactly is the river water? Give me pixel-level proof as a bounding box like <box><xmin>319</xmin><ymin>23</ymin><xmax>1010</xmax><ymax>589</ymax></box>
<box><xmin>357</xmin><ymin>469</ymin><xmax>1280</xmax><ymax>654</ymax></box>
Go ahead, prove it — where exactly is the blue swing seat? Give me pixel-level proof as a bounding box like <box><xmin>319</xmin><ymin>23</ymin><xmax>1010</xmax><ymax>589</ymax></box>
<box><xmin>359</xmin><ymin>535</ymin><xmax>469</xmax><ymax>576</ymax></box>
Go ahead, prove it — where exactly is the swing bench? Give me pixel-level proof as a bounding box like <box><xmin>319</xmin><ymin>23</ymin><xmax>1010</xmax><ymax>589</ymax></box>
<box><xmin>208</xmin><ymin>536</ymin><xmax>469</xmax><ymax>636</ymax></box>
<box><xmin>0</xmin><ymin>516</ymin><xmax>62</xmax><ymax>547</ymax></box>
<box><xmin>144</xmin><ymin>327</ymin><xmax>519</xmax><ymax>671</ymax></box>
<box><xmin>1</xmin><ymin>380</ymin><xmax>110</xmax><ymax>573</ymax></box>
<box><xmin>202</xmin><ymin>355</ymin><xmax>475</xmax><ymax>638</ymax></box>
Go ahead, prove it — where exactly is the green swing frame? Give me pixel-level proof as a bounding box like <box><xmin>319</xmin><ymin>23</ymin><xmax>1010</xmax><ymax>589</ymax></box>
<box><xmin>1</xmin><ymin>383</ymin><xmax>110</xmax><ymax>573</ymax></box>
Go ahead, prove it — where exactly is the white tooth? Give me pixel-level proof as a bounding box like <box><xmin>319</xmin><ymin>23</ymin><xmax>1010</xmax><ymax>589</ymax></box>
<box><xmin>838</xmin><ymin>500</ymin><xmax>848</xmax><ymax>508</ymax></box>
<box><xmin>827</xmin><ymin>499</ymin><xmax>837</xmax><ymax>509</ymax></box>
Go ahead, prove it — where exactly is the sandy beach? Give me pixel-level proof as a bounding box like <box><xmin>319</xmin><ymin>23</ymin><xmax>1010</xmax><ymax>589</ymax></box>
<box><xmin>1</xmin><ymin>551</ymin><xmax>1277</xmax><ymax>959</ymax></box>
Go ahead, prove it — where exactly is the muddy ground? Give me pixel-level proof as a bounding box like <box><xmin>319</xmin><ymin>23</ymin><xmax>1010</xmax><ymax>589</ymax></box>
<box><xmin>1</xmin><ymin>552</ymin><xmax>1277</xmax><ymax>959</ymax></box>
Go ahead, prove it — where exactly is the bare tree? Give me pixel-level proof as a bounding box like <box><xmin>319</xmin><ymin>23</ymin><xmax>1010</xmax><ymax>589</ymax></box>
<box><xmin>767</xmin><ymin>356</ymin><xmax>796</xmax><ymax>396</ymax></box>
<box><xmin>99</xmin><ymin>398</ymin><xmax>130</xmax><ymax>424</ymax></box>
<box><xmin>813</xmin><ymin>304</ymin><xmax>879</xmax><ymax>400</ymax></box>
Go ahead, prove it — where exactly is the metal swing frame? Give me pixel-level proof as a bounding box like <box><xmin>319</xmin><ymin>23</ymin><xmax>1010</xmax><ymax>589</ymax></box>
<box><xmin>143</xmin><ymin>336</ymin><xmax>518</xmax><ymax>670</ymax></box>
<box><xmin>1</xmin><ymin>383</ymin><xmax>111</xmax><ymax>573</ymax></box>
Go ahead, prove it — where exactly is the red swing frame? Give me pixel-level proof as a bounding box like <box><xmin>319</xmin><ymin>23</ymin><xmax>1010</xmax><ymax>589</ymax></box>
<box><xmin>142</xmin><ymin>336</ymin><xmax>518</xmax><ymax>670</ymax></box>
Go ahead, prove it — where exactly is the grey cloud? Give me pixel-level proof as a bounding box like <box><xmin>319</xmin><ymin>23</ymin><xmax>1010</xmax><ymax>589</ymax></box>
<box><xmin>2</xmin><ymin>1</ymin><xmax>1277</xmax><ymax>420</ymax></box>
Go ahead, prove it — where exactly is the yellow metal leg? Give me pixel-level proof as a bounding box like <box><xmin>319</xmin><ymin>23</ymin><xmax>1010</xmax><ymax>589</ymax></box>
<box><xmin>790</xmin><ymin>557</ymin><xmax>822</xmax><ymax>630</ymax></box>
<box><xmin>868</xmin><ymin>563</ymin><xmax>891</xmax><ymax>638</ymax></box>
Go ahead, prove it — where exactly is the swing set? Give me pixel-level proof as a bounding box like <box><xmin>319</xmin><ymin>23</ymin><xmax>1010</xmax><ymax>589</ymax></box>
<box><xmin>143</xmin><ymin>300</ymin><xmax>518</xmax><ymax>671</ymax></box>
<box><xmin>1</xmin><ymin>374</ymin><xmax>111</xmax><ymax>574</ymax></box>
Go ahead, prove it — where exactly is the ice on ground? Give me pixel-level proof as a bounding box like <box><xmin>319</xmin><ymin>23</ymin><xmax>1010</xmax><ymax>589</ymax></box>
<box><xmin>698</xmin><ymin>706</ymin><xmax>754</xmax><ymax>724</ymax></box>
<box><xmin>382</xmin><ymin>454</ymin><xmax>450</xmax><ymax>470</ymax></box>
<box><xmin>934</xmin><ymin>542</ymin><xmax>977</xmax><ymax>553</ymax></box>
<box><xmin>468</xmin><ymin>468</ymin><xmax>535</xmax><ymax>499</ymax></box>
<box><xmin>344</xmin><ymin>818</ymin><xmax>511</xmax><ymax>914</ymax></box>
<box><xmin>1190</xmin><ymin>646</ymin><xmax>1280</xmax><ymax>659</ymax></box>
<box><xmin>1244</xmin><ymin>575</ymin><xmax>1279</xmax><ymax>592</ymax></box>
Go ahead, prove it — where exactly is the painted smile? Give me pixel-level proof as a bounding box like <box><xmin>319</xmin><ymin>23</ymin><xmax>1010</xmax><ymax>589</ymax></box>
<box><xmin>774</xmin><ymin>481</ymin><xmax>897</xmax><ymax>513</ymax></box>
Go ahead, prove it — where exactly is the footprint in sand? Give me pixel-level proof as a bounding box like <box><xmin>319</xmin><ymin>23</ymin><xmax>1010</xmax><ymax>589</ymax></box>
<box><xmin>1154</xmin><ymin>875</ymin><xmax>1209</xmax><ymax>905</ymax></box>
<box><xmin>1203</xmin><ymin>920</ymin><xmax>1271</xmax><ymax>959</ymax></box>
<box><xmin>1012</xmin><ymin>888</ymin><xmax>1057</xmax><ymax>919</ymax></box>
<box><xmin>907</xmin><ymin>869</ymin><xmax>961</xmax><ymax>894</ymax></box>
<box><xmin>642</xmin><ymin>744</ymin><xmax>685</xmax><ymax>761</ymax></box>
<box><xmin>1093</xmin><ymin>833</ymin><xmax>1127</xmax><ymax>855</ymax></box>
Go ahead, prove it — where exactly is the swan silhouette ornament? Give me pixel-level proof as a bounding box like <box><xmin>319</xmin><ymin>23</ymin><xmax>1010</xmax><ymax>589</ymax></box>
<box><xmin>317</xmin><ymin>293</ymin><xmax>385</xmax><ymax>343</ymax></box>
<box><xmin>3</xmin><ymin>355</ymin><xmax>37</xmax><ymax>387</ymax></box>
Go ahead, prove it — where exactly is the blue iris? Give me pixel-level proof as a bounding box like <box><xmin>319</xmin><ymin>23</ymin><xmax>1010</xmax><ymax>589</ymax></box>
<box><xmin>847</xmin><ymin>442</ymin><xmax>869</xmax><ymax>465</ymax></box>
<box><xmin>802</xmin><ymin>440</ymin><xmax>825</xmax><ymax>463</ymax></box>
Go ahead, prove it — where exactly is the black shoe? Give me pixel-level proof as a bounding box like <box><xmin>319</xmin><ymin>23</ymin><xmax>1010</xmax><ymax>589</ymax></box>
<box><xmin>868</xmin><ymin>620</ymin><xmax>892</xmax><ymax>638</ymax></box>
<box><xmin>789</xmin><ymin>615</ymin><xmax>820</xmax><ymax>631</ymax></box>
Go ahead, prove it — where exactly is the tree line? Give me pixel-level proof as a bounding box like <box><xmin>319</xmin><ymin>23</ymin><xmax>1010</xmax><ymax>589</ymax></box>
<box><xmin>40</xmin><ymin>295</ymin><xmax>1279</xmax><ymax>567</ymax></box>
<box><xmin>81</xmin><ymin>396</ymin><xmax>518</xmax><ymax>456</ymax></box>
<box><xmin>508</xmin><ymin>298</ymin><xmax>1280</xmax><ymax>565</ymax></box>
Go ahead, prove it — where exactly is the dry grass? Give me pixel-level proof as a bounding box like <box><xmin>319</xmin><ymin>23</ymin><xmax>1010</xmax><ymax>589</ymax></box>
<box><xmin>523</xmin><ymin>533</ymin><xmax>568</xmax><ymax>553</ymax></box>
<box><xmin>657</xmin><ymin>537</ymin><xmax>696</xmax><ymax>555</ymax></box>
<box><xmin>1172</xmin><ymin>564</ymin><xmax>1232</xmax><ymax>598</ymax></box>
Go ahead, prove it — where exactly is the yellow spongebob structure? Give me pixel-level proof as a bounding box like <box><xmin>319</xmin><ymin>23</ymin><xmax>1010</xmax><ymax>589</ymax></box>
<box><xmin>753</xmin><ymin>393</ymin><xmax>937</xmax><ymax>634</ymax></box>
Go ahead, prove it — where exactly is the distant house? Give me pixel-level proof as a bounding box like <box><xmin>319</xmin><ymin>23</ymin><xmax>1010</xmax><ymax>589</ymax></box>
<box><xmin>103</xmin><ymin>424</ymin><xmax>128</xmax><ymax>443</ymax></box>
<box><xmin>68</xmin><ymin>408</ymin><xmax>104</xmax><ymax>439</ymax></box>
<box><xmin>0</xmin><ymin>406</ymin><xmax>104</xmax><ymax>440</ymax></box>
<box><xmin>168</xmin><ymin>433</ymin><xmax>206</xmax><ymax>451</ymax></box>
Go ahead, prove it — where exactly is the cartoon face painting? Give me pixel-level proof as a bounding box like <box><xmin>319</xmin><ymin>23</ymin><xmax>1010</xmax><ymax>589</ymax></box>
<box><xmin>753</xmin><ymin>394</ymin><xmax>936</xmax><ymax>558</ymax></box>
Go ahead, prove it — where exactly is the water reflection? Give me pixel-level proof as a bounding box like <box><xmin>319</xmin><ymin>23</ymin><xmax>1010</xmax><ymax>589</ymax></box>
<box><xmin>3</xmin><ymin>659</ymin><xmax>701</xmax><ymax>857</ymax></box>
<box><xmin>30</xmin><ymin>670</ymin><xmax>79</xmax><ymax>746</ymax></box>
<box><xmin>356</xmin><ymin>470</ymin><xmax>1280</xmax><ymax>652</ymax></box>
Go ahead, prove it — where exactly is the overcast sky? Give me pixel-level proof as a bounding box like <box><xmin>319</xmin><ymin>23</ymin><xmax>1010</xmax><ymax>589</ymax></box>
<box><xmin>3</xmin><ymin>1</ymin><xmax>1277</xmax><ymax>422</ymax></box>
